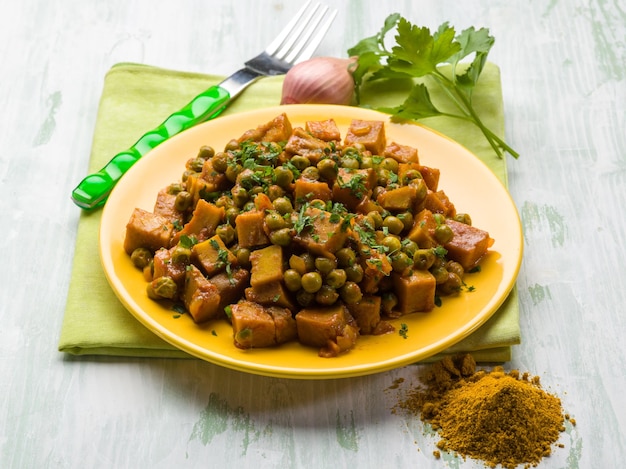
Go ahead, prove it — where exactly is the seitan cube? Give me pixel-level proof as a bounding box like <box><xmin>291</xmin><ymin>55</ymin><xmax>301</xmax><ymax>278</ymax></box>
<box><xmin>346</xmin><ymin>295</ymin><xmax>382</xmax><ymax>335</ymax></box>
<box><xmin>293</xmin><ymin>179</ymin><xmax>332</xmax><ymax>206</ymax></box>
<box><xmin>377</xmin><ymin>185</ymin><xmax>419</xmax><ymax>212</ymax></box>
<box><xmin>237</xmin><ymin>113</ymin><xmax>293</xmax><ymax>143</ymax></box>
<box><xmin>443</xmin><ymin>219</ymin><xmax>494</xmax><ymax>270</ymax></box>
<box><xmin>152</xmin><ymin>246</ymin><xmax>187</xmax><ymax>287</ymax></box>
<box><xmin>245</xmin><ymin>281</ymin><xmax>296</xmax><ymax>311</ymax></box>
<box><xmin>249</xmin><ymin>244</ymin><xmax>284</xmax><ymax>287</ymax></box>
<box><xmin>344</xmin><ymin>119</ymin><xmax>386</xmax><ymax>156</ymax></box>
<box><xmin>392</xmin><ymin>269</ymin><xmax>437</xmax><ymax>314</ymax></box>
<box><xmin>384</xmin><ymin>141</ymin><xmax>419</xmax><ymax>163</ymax></box>
<box><xmin>191</xmin><ymin>235</ymin><xmax>237</xmax><ymax>277</ymax></box>
<box><xmin>407</xmin><ymin>209</ymin><xmax>437</xmax><ymax>248</ymax></box>
<box><xmin>332</xmin><ymin>168</ymin><xmax>377</xmax><ymax>211</ymax></box>
<box><xmin>292</xmin><ymin>206</ymin><xmax>349</xmax><ymax>256</ymax></box>
<box><xmin>305</xmin><ymin>119</ymin><xmax>341</xmax><ymax>142</ymax></box>
<box><xmin>173</xmin><ymin>199</ymin><xmax>224</xmax><ymax>244</ymax></box>
<box><xmin>235</xmin><ymin>210</ymin><xmax>270</xmax><ymax>248</ymax></box>
<box><xmin>209</xmin><ymin>267</ymin><xmax>250</xmax><ymax>314</ymax></box>
<box><xmin>183</xmin><ymin>265</ymin><xmax>222</xmax><ymax>323</ymax></box>
<box><xmin>284</xmin><ymin>127</ymin><xmax>331</xmax><ymax>164</ymax></box>
<box><xmin>295</xmin><ymin>303</ymin><xmax>359</xmax><ymax>357</ymax></box>
<box><xmin>124</xmin><ymin>208</ymin><xmax>174</xmax><ymax>255</ymax></box>
<box><xmin>230</xmin><ymin>300</ymin><xmax>297</xmax><ymax>349</ymax></box>
<box><xmin>153</xmin><ymin>188</ymin><xmax>185</xmax><ymax>225</ymax></box>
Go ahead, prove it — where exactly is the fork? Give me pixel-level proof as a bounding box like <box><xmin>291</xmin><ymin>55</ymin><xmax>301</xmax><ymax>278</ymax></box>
<box><xmin>71</xmin><ymin>1</ymin><xmax>337</xmax><ymax>210</ymax></box>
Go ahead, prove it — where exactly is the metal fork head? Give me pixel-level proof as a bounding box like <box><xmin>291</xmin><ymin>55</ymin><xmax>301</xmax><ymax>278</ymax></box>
<box><xmin>245</xmin><ymin>1</ymin><xmax>337</xmax><ymax>76</ymax></box>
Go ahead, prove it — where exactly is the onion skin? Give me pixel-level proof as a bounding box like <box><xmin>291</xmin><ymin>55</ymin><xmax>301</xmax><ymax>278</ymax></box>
<box><xmin>280</xmin><ymin>57</ymin><xmax>355</xmax><ymax>106</ymax></box>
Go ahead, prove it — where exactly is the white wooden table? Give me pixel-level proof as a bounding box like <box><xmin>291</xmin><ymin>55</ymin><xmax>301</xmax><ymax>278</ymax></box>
<box><xmin>1</xmin><ymin>1</ymin><xmax>624</xmax><ymax>467</ymax></box>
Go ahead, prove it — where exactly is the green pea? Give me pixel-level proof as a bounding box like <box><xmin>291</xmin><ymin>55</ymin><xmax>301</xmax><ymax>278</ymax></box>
<box><xmin>197</xmin><ymin>145</ymin><xmax>215</xmax><ymax>160</ymax></box>
<box><xmin>454</xmin><ymin>213</ymin><xmax>472</xmax><ymax>225</ymax></box>
<box><xmin>317</xmin><ymin>158</ymin><xmax>338</xmax><ymax>181</ymax></box>
<box><xmin>413</xmin><ymin>248</ymin><xmax>436</xmax><ymax>270</ymax></box>
<box><xmin>446</xmin><ymin>261</ymin><xmax>465</xmax><ymax>279</ymax></box>
<box><xmin>382</xmin><ymin>235</ymin><xmax>402</xmax><ymax>253</ymax></box>
<box><xmin>225</xmin><ymin>207</ymin><xmax>240</xmax><ymax>226</ymax></box>
<box><xmin>273</xmin><ymin>196</ymin><xmax>293</xmax><ymax>215</ymax></box>
<box><xmin>383</xmin><ymin>215</ymin><xmax>404</xmax><ymax>235</ymax></box>
<box><xmin>167</xmin><ymin>182</ymin><xmax>184</xmax><ymax>195</ymax></box>
<box><xmin>214</xmin><ymin>195</ymin><xmax>234</xmax><ymax>208</ymax></box>
<box><xmin>225</xmin><ymin>163</ymin><xmax>243</xmax><ymax>183</ymax></box>
<box><xmin>431</xmin><ymin>265</ymin><xmax>449</xmax><ymax>284</ymax></box>
<box><xmin>360</xmin><ymin>156</ymin><xmax>375</xmax><ymax>169</ymax></box>
<box><xmin>438</xmin><ymin>272</ymin><xmax>463</xmax><ymax>296</ymax></box>
<box><xmin>188</xmin><ymin>157</ymin><xmax>205</xmax><ymax>172</ymax></box>
<box><xmin>235</xmin><ymin>247</ymin><xmax>251</xmax><ymax>268</ymax></box>
<box><xmin>171</xmin><ymin>245</ymin><xmax>191</xmax><ymax>264</ymax></box>
<box><xmin>377</xmin><ymin>168</ymin><xmax>393</xmax><ymax>186</ymax></box>
<box><xmin>131</xmin><ymin>248</ymin><xmax>152</xmax><ymax>270</ymax></box>
<box><xmin>147</xmin><ymin>276</ymin><xmax>177</xmax><ymax>300</ymax></box>
<box><xmin>265</xmin><ymin>211</ymin><xmax>287</xmax><ymax>231</ymax></box>
<box><xmin>269</xmin><ymin>227</ymin><xmax>292</xmax><ymax>246</ymax></box>
<box><xmin>339</xmin><ymin>281</ymin><xmax>363</xmax><ymax>304</ymax></box>
<box><xmin>401</xmin><ymin>239</ymin><xmax>419</xmax><ymax>258</ymax></box>
<box><xmin>301</xmin><ymin>166</ymin><xmax>320</xmax><ymax>181</ymax></box>
<box><xmin>211</xmin><ymin>152</ymin><xmax>228</xmax><ymax>173</ymax></box>
<box><xmin>283</xmin><ymin>269</ymin><xmax>302</xmax><ymax>292</ymax></box>
<box><xmin>325</xmin><ymin>269</ymin><xmax>347</xmax><ymax>289</ymax></box>
<box><xmin>366</xmin><ymin>211</ymin><xmax>383</xmax><ymax>229</ymax></box>
<box><xmin>434</xmin><ymin>224</ymin><xmax>454</xmax><ymax>244</ymax></box>
<box><xmin>231</xmin><ymin>186</ymin><xmax>248</xmax><ymax>207</ymax></box>
<box><xmin>345</xmin><ymin>264</ymin><xmax>364</xmax><ymax>283</ymax></box>
<box><xmin>336</xmin><ymin>247</ymin><xmax>356</xmax><ymax>268</ymax></box>
<box><xmin>267</xmin><ymin>184</ymin><xmax>285</xmax><ymax>201</ymax></box>
<box><xmin>181</xmin><ymin>169</ymin><xmax>194</xmax><ymax>183</ymax></box>
<box><xmin>397</xmin><ymin>212</ymin><xmax>414</xmax><ymax>231</ymax></box>
<box><xmin>273</xmin><ymin>166</ymin><xmax>294</xmax><ymax>188</ymax></box>
<box><xmin>290</xmin><ymin>155</ymin><xmax>311</xmax><ymax>170</ymax></box>
<box><xmin>391</xmin><ymin>252</ymin><xmax>412</xmax><ymax>272</ymax></box>
<box><xmin>216</xmin><ymin>224</ymin><xmax>235</xmax><ymax>245</ymax></box>
<box><xmin>403</xmin><ymin>169</ymin><xmax>422</xmax><ymax>184</ymax></box>
<box><xmin>224</xmin><ymin>139</ymin><xmax>239</xmax><ymax>151</ymax></box>
<box><xmin>316</xmin><ymin>285</ymin><xmax>339</xmax><ymax>306</ymax></box>
<box><xmin>315</xmin><ymin>257</ymin><xmax>336</xmax><ymax>275</ymax></box>
<box><xmin>340</xmin><ymin>156</ymin><xmax>360</xmax><ymax>169</ymax></box>
<box><xmin>296</xmin><ymin>290</ymin><xmax>315</xmax><ymax>307</ymax></box>
<box><xmin>301</xmin><ymin>272</ymin><xmax>323</xmax><ymax>293</ymax></box>
<box><xmin>174</xmin><ymin>191</ymin><xmax>193</xmax><ymax>212</ymax></box>
<box><xmin>379</xmin><ymin>157</ymin><xmax>399</xmax><ymax>174</ymax></box>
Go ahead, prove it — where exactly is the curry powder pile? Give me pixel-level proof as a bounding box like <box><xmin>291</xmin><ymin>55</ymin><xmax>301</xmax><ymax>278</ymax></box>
<box><xmin>394</xmin><ymin>354</ymin><xmax>568</xmax><ymax>468</ymax></box>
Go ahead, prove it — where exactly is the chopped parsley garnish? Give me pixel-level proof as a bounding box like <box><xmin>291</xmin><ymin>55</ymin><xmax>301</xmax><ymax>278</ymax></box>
<box><xmin>399</xmin><ymin>323</ymin><xmax>409</xmax><ymax>339</ymax></box>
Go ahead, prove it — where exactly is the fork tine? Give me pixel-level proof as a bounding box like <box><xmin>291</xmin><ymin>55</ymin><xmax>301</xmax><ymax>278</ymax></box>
<box><xmin>263</xmin><ymin>1</ymin><xmax>315</xmax><ymax>57</ymax></box>
<box><xmin>264</xmin><ymin>1</ymin><xmax>336</xmax><ymax>65</ymax></box>
<box><xmin>289</xmin><ymin>7</ymin><xmax>337</xmax><ymax>64</ymax></box>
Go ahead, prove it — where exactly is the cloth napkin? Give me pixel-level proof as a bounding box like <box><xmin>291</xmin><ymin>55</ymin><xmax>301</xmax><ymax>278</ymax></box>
<box><xmin>59</xmin><ymin>62</ymin><xmax>519</xmax><ymax>363</ymax></box>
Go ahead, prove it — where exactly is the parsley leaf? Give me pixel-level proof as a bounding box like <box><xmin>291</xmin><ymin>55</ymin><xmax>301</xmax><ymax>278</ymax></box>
<box><xmin>348</xmin><ymin>15</ymin><xmax>518</xmax><ymax>159</ymax></box>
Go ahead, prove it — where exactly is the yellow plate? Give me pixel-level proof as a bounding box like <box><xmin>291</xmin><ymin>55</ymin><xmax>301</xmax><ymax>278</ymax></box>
<box><xmin>100</xmin><ymin>104</ymin><xmax>522</xmax><ymax>379</ymax></box>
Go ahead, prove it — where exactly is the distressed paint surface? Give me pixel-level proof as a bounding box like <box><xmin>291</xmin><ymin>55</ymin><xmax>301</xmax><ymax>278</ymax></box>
<box><xmin>1</xmin><ymin>0</ymin><xmax>625</xmax><ymax>468</ymax></box>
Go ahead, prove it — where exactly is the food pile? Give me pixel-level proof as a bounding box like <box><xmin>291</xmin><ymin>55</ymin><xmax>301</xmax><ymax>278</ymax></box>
<box><xmin>123</xmin><ymin>113</ymin><xmax>493</xmax><ymax>357</ymax></box>
<box><xmin>393</xmin><ymin>355</ymin><xmax>572</xmax><ymax>468</ymax></box>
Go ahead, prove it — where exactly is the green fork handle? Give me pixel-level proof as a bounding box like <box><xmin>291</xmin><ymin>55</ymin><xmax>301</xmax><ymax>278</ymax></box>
<box><xmin>71</xmin><ymin>85</ymin><xmax>231</xmax><ymax>210</ymax></box>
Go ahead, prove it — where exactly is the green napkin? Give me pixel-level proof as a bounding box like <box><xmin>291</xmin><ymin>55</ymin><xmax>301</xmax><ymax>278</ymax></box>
<box><xmin>59</xmin><ymin>62</ymin><xmax>519</xmax><ymax>363</ymax></box>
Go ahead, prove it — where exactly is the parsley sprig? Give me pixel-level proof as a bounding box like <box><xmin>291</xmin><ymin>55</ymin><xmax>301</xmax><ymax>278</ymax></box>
<box><xmin>348</xmin><ymin>14</ymin><xmax>519</xmax><ymax>159</ymax></box>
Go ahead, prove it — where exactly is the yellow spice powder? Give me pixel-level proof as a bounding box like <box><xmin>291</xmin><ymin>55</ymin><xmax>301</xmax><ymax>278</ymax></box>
<box><xmin>395</xmin><ymin>354</ymin><xmax>568</xmax><ymax>469</ymax></box>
